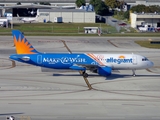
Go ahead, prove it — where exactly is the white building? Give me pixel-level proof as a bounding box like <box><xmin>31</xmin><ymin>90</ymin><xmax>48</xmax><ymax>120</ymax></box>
<box><xmin>121</xmin><ymin>0</ymin><xmax>160</xmax><ymax>7</ymax></box>
<box><xmin>38</xmin><ymin>9</ymin><xmax>95</xmax><ymax>23</ymax></box>
<box><xmin>130</xmin><ymin>12</ymin><xmax>160</xmax><ymax>28</ymax></box>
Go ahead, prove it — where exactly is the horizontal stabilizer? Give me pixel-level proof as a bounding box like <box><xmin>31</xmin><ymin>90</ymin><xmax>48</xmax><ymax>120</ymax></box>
<box><xmin>9</xmin><ymin>55</ymin><xmax>30</xmax><ymax>62</ymax></box>
<box><xmin>20</xmin><ymin>56</ymin><xmax>30</xmax><ymax>61</ymax></box>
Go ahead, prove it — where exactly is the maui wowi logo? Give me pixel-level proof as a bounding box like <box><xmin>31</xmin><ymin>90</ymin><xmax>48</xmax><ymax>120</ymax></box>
<box><xmin>107</xmin><ymin>55</ymin><xmax>132</xmax><ymax>64</ymax></box>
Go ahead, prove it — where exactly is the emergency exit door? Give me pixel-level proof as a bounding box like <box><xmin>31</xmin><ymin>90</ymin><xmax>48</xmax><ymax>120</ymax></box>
<box><xmin>132</xmin><ymin>55</ymin><xmax>137</xmax><ymax>65</ymax></box>
<box><xmin>37</xmin><ymin>55</ymin><xmax>42</xmax><ymax>64</ymax></box>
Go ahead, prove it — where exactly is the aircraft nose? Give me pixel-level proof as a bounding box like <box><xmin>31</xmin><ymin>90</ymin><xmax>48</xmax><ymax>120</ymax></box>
<box><xmin>149</xmin><ymin>61</ymin><xmax>154</xmax><ymax>67</ymax></box>
<box><xmin>151</xmin><ymin>61</ymin><xmax>154</xmax><ymax>67</ymax></box>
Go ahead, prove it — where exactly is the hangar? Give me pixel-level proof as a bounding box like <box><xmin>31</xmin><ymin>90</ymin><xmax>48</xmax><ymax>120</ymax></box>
<box><xmin>38</xmin><ymin>9</ymin><xmax>95</xmax><ymax>23</ymax></box>
<box><xmin>0</xmin><ymin>4</ymin><xmax>95</xmax><ymax>23</ymax></box>
<box><xmin>130</xmin><ymin>12</ymin><xmax>160</xmax><ymax>28</ymax></box>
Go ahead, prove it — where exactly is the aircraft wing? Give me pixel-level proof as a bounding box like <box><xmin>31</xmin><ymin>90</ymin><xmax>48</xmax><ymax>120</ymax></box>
<box><xmin>77</xmin><ymin>64</ymin><xmax>99</xmax><ymax>70</ymax></box>
<box><xmin>70</xmin><ymin>64</ymin><xmax>112</xmax><ymax>76</ymax></box>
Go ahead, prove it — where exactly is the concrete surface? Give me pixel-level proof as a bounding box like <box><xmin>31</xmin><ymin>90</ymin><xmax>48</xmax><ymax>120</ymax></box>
<box><xmin>0</xmin><ymin>36</ymin><xmax>160</xmax><ymax>120</ymax></box>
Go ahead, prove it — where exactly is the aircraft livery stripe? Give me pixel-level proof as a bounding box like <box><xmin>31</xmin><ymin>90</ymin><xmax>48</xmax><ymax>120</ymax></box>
<box><xmin>87</xmin><ymin>53</ymin><xmax>104</xmax><ymax>66</ymax></box>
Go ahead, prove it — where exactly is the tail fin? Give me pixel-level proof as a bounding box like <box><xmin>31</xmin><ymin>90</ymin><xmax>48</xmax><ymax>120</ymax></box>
<box><xmin>12</xmin><ymin>30</ymin><xmax>39</xmax><ymax>54</ymax></box>
<box><xmin>17</xmin><ymin>14</ymin><xmax>21</xmax><ymax>21</ymax></box>
<box><xmin>17</xmin><ymin>14</ymin><xmax>19</xmax><ymax>17</ymax></box>
<box><xmin>35</xmin><ymin>14</ymin><xmax>39</xmax><ymax>19</ymax></box>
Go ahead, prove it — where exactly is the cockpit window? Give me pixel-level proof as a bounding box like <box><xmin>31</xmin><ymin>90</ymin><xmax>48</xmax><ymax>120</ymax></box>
<box><xmin>142</xmin><ymin>58</ymin><xmax>148</xmax><ymax>61</ymax></box>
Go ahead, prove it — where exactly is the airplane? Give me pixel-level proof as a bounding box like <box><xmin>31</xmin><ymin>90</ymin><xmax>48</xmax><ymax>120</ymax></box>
<box><xmin>9</xmin><ymin>30</ymin><xmax>154</xmax><ymax>77</ymax></box>
<box><xmin>17</xmin><ymin>14</ymin><xmax>38</xmax><ymax>23</ymax></box>
<box><xmin>138</xmin><ymin>25</ymin><xmax>148</xmax><ymax>32</ymax></box>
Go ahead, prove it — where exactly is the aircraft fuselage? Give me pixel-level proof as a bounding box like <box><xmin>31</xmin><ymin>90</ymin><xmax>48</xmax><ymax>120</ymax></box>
<box><xmin>10</xmin><ymin>53</ymin><xmax>153</xmax><ymax>70</ymax></box>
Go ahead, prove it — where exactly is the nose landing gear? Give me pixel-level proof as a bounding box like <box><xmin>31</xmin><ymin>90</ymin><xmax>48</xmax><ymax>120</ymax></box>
<box><xmin>132</xmin><ymin>70</ymin><xmax>136</xmax><ymax>76</ymax></box>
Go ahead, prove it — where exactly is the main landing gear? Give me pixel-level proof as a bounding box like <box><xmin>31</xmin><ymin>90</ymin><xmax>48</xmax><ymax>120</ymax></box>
<box><xmin>82</xmin><ymin>71</ymin><xmax>88</xmax><ymax>78</ymax></box>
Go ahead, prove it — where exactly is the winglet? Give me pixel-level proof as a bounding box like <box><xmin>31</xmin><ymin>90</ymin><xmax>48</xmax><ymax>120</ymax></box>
<box><xmin>12</xmin><ymin>30</ymin><xmax>39</xmax><ymax>54</ymax></box>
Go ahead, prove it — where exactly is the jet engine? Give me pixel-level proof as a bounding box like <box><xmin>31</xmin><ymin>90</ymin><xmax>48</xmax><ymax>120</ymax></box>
<box><xmin>97</xmin><ymin>66</ymin><xmax>112</xmax><ymax>76</ymax></box>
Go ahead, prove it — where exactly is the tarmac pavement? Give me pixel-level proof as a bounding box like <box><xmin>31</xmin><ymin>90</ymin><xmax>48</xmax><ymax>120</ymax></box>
<box><xmin>0</xmin><ymin>36</ymin><xmax>160</xmax><ymax>120</ymax></box>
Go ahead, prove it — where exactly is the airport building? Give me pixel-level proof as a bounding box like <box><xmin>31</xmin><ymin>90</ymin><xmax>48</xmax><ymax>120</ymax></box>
<box><xmin>130</xmin><ymin>12</ymin><xmax>160</xmax><ymax>28</ymax></box>
<box><xmin>0</xmin><ymin>4</ymin><xmax>95</xmax><ymax>23</ymax></box>
<box><xmin>0</xmin><ymin>0</ymin><xmax>160</xmax><ymax>6</ymax></box>
<box><xmin>38</xmin><ymin>9</ymin><xmax>95</xmax><ymax>23</ymax></box>
<box><xmin>0</xmin><ymin>0</ymin><xmax>160</xmax><ymax>24</ymax></box>
<box><xmin>123</xmin><ymin>0</ymin><xmax>160</xmax><ymax>6</ymax></box>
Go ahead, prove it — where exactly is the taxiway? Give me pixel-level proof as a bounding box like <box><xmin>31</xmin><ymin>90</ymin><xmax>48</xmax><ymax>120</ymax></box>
<box><xmin>0</xmin><ymin>36</ymin><xmax>160</xmax><ymax>120</ymax></box>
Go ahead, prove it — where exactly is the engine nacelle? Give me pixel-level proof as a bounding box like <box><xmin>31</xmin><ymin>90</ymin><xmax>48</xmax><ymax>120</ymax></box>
<box><xmin>97</xmin><ymin>66</ymin><xmax>112</xmax><ymax>76</ymax></box>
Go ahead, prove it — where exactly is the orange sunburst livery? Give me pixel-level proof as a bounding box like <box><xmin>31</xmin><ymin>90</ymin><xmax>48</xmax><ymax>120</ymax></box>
<box><xmin>119</xmin><ymin>55</ymin><xmax>125</xmax><ymax>59</ymax></box>
<box><xmin>14</xmin><ymin>35</ymin><xmax>35</xmax><ymax>54</ymax></box>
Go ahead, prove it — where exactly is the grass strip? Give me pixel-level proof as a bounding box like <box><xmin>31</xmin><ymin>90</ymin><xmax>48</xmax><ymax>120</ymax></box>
<box><xmin>135</xmin><ymin>40</ymin><xmax>160</xmax><ymax>49</ymax></box>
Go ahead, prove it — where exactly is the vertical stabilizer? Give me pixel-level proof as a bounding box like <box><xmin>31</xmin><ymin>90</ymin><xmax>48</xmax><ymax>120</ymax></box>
<box><xmin>12</xmin><ymin>30</ymin><xmax>39</xmax><ymax>54</ymax></box>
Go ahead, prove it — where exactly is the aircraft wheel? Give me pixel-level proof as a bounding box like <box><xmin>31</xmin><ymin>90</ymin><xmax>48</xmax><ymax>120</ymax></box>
<box><xmin>82</xmin><ymin>70</ymin><xmax>86</xmax><ymax>74</ymax></box>
<box><xmin>132</xmin><ymin>74</ymin><xmax>136</xmax><ymax>77</ymax></box>
<box><xmin>83</xmin><ymin>73</ymin><xmax>88</xmax><ymax>78</ymax></box>
<box><xmin>132</xmin><ymin>70</ymin><xmax>136</xmax><ymax>77</ymax></box>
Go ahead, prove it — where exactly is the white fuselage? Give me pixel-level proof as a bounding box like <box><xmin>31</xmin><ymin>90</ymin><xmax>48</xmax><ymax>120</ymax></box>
<box><xmin>21</xmin><ymin>18</ymin><xmax>36</xmax><ymax>22</ymax></box>
<box><xmin>88</xmin><ymin>53</ymin><xmax>153</xmax><ymax>70</ymax></box>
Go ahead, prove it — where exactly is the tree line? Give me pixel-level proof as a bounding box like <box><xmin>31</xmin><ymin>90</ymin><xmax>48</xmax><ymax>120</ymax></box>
<box><xmin>130</xmin><ymin>4</ymin><xmax>160</xmax><ymax>13</ymax></box>
<box><xmin>76</xmin><ymin>0</ymin><xmax>126</xmax><ymax>16</ymax></box>
<box><xmin>76</xmin><ymin>0</ymin><xmax>160</xmax><ymax>20</ymax></box>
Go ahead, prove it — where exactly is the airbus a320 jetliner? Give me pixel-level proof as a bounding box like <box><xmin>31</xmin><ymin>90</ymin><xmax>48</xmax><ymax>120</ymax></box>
<box><xmin>10</xmin><ymin>30</ymin><xmax>154</xmax><ymax>77</ymax></box>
